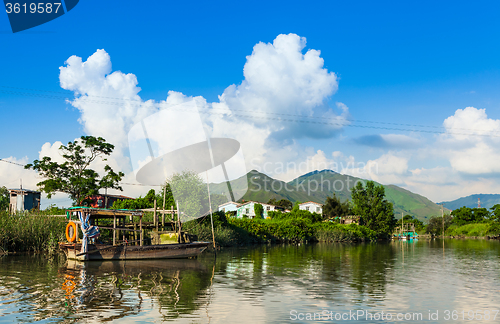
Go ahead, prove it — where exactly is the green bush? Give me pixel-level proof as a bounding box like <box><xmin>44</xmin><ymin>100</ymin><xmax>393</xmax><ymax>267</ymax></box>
<box><xmin>448</xmin><ymin>222</ymin><xmax>499</xmax><ymax>237</ymax></box>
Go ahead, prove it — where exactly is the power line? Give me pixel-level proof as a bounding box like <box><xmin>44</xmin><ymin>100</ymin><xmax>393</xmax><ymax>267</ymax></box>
<box><xmin>0</xmin><ymin>158</ymin><xmax>26</xmax><ymax>167</ymax></box>
<box><xmin>0</xmin><ymin>159</ymin><xmax>163</xmax><ymax>186</ymax></box>
<box><xmin>2</xmin><ymin>85</ymin><xmax>500</xmax><ymax>137</ymax></box>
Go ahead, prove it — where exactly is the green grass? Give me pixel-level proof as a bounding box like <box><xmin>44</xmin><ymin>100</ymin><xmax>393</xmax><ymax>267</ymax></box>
<box><xmin>0</xmin><ymin>211</ymin><xmax>67</xmax><ymax>253</ymax></box>
<box><xmin>448</xmin><ymin>222</ymin><xmax>500</xmax><ymax>237</ymax></box>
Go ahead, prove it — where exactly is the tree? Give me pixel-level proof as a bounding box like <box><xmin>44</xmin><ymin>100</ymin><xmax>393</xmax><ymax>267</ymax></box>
<box><xmin>472</xmin><ymin>208</ymin><xmax>490</xmax><ymax>222</ymax></box>
<box><xmin>167</xmin><ymin>170</ymin><xmax>225</xmax><ymax>221</ymax></box>
<box><xmin>0</xmin><ymin>186</ymin><xmax>9</xmax><ymax>211</ymax></box>
<box><xmin>451</xmin><ymin>207</ymin><xmax>474</xmax><ymax>226</ymax></box>
<box><xmin>323</xmin><ymin>194</ymin><xmax>350</xmax><ymax>219</ymax></box>
<box><xmin>426</xmin><ymin>215</ymin><xmax>453</xmax><ymax>235</ymax></box>
<box><xmin>112</xmin><ymin>189</ymin><xmax>159</xmax><ymax>209</ymax></box>
<box><xmin>351</xmin><ymin>181</ymin><xmax>396</xmax><ymax>236</ymax></box>
<box><xmin>25</xmin><ymin>136</ymin><xmax>124</xmax><ymax>205</ymax></box>
<box><xmin>491</xmin><ymin>204</ymin><xmax>500</xmax><ymax>222</ymax></box>
<box><xmin>254</xmin><ymin>203</ymin><xmax>264</xmax><ymax>218</ymax></box>
<box><xmin>401</xmin><ymin>214</ymin><xmax>424</xmax><ymax>231</ymax></box>
<box><xmin>267</xmin><ymin>198</ymin><xmax>293</xmax><ymax>210</ymax></box>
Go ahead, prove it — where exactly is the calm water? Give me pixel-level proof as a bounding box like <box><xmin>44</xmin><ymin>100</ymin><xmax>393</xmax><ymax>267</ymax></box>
<box><xmin>1</xmin><ymin>240</ymin><xmax>500</xmax><ymax>323</ymax></box>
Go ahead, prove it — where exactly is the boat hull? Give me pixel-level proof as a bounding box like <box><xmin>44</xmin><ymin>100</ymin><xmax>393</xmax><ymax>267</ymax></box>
<box><xmin>60</xmin><ymin>242</ymin><xmax>210</xmax><ymax>261</ymax></box>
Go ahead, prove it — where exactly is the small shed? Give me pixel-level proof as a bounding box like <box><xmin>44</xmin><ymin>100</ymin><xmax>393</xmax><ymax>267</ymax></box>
<box><xmin>9</xmin><ymin>189</ymin><xmax>41</xmax><ymax>212</ymax></box>
<box><xmin>85</xmin><ymin>194</ymin><xmax>133</xmax><ymax>209</ymax></box>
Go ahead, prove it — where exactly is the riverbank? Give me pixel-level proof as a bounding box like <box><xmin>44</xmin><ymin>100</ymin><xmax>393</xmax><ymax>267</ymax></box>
<box><xmin>184</xmin><ymin>213</ymin><xmax>379</xmax><ymax>247</ymax></box>
<box><xmin>0</xmin><ymin>210</ymin><xmax>384</xmax><ymax>253</ymax></box>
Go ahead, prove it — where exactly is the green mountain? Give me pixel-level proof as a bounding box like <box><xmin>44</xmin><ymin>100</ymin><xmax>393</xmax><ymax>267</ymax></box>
<box><xmin>211</xmin><ymin>170</ymin><xmax>444</xmax><ymax>222</ymax></box>
<box><xmin>439</xmin><ymin>194</ymin><xmax>500</xmax><ymax>210</ymax></box>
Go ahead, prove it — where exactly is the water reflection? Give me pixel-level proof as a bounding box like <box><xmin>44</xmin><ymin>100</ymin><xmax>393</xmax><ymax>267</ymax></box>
<box><xmin>0</xmin><ymin>255</ymin><xmax>212</xmax><ymax>322</ymax></box>
<box><xmin>2</xmin><ymin>241</ymin><xmax>500</xmax><ymax>323</ymax></box>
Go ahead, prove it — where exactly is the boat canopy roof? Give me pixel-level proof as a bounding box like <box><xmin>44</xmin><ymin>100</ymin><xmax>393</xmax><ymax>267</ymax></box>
<box><xmin>67</xmin><ymin>206</ymin><xmax>143</xmax><ymax>218</ymax></box>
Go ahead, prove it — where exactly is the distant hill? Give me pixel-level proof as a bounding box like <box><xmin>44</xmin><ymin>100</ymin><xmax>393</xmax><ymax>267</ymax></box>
<box><xmin>439</xmin><ymin>194</ymin><xmax>500</xmax><ymax>210</ymax></box>
<box><xmin>211</xmin><ymin>170</ymin><xmax>445</xmax><ymax>222</ymax></box>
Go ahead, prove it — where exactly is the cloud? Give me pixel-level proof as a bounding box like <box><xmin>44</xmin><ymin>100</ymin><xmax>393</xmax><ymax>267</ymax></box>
<box><xmin>211</xmin><ymin>33</ymin><xmax>346</xmax><ymax>143</ymax></box>
<box><xmin>440</xmin><ymin>107</ymin><xmax>500</xmax><ymax>175</ymax></box>
<box><xmin>54</xmin><ymin>34</ymin><xmax>346</xmax><ymax>198</ymax></box>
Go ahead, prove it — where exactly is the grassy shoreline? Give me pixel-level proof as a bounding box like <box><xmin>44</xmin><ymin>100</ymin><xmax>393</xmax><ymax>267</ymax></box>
<box><xmin>184</xmin><ymin>214</ymin><xmax>379</xmax><ymax>247</ymax></box>
<box><xmin>0</xmin><ymin>211</ymin><xmax>67</xmax><ymax>254</ymax></box>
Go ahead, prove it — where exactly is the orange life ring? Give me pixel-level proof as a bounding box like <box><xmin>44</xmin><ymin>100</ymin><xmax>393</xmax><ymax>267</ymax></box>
<box><xmin>66</xmin><ymin>222</ymin><xmax>77</xmax><ymax>243</ymax></box>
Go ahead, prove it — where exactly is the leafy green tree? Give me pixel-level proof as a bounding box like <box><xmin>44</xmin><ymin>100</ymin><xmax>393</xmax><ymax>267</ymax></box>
<box><xmin>168</xmin><ymin>170</ymin><xmax>224</xmax><ymax>221</ymax></box>
<box><xmin>112</xmin><ymin>189</ymin><xmax>158</xmax><ymax>209</ymax></box>
<box><xmin>351</xmin><ymin>181</ymin><xmax>396</xmax><ymax>236</ymax></box>
<box><xmin>0</xmin><ymin>186</ymin><xmax>9</xmax><ymax>211</ymax></box>
<box><xmin>401</xmin><ymin>214</ymin><xmax>424</xmax><ymax>231</ymax></box>
<box><xmin>451</xmin><ymin>206</ymin><xmax>486</xmax><ymax>226</ymax></box>
<box><xmin>254</xmin><ymin>203</ymin><xmax>264</xmax><ymax>218</ymax></box>
<box><xmin>426</xmin><ymin>215</ymin><xmax>453</xmax><ymax>235</ymax></box>
<box><xmin>490</xmin><ymin>204</ymin><xmax>500</xmax><ymax>222</ymax></box>
<box><xmin>267</xmin><ymin>198</ymin><xmax>293</xmax><ymax>210</ymax></box>
<box><xmin>25</xmin><ymin>136</ymin><xmax>124</xmax><ymax>205</ymax></box>
<box><xmin>472</xmin><ymin>207</ymin><xmax>490</xmax><ymax>222</ymax></box>
<box><xmin>323</xmin><ymin>194</ymin><xmax>350</xmax><ymax>219</ymax></box>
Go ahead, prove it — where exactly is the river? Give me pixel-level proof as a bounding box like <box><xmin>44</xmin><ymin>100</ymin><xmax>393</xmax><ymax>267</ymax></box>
<box><xmin>1</xmin><ymin>239</ymin><xmax>500</xmax><ymax>323</ymax></box>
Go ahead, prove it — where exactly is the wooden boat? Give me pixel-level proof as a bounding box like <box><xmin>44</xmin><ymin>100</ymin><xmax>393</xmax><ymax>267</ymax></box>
<box><xmin>60</xmin><ymin>207</ymin><xmax>210</xmax><ymax>261</ymax></box>
<box><xmin>60</xmin><ymin>241</ymin><xmax>210</xmax><ymax>261</ymax></box>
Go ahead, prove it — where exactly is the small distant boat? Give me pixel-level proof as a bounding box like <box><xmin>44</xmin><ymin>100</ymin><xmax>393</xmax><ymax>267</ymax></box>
<box><xmin>59</xmin><ymin>207</ymin><xmax>210</xmax><ymax>261</ymax></box>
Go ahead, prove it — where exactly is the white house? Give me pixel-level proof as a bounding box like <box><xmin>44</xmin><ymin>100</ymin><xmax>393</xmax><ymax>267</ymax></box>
<box><xmin>218</xmin><ymin>201</ymin><xmax>240</xmax><ymax>213</ymax></box>
<box><xmin>236</xmin><ymin>201</ymin><xmax>279</xmax><ymax>219</ymax></box>
<box><xmin>299</xmin><ymin>201</ymin><xmax>323</xmax><ymax>214</ymax></box>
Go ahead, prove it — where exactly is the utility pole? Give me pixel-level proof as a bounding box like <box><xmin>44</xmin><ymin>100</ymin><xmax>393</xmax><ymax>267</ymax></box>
<box><xmin>441</xmin><ymin>204</ymin><xmax>444</xmax><ymax>238</ymax></box>
<box><xmin>401</xmin><ymin>211</ymin><xmax>403</xmax><ymax>237</ymax></box>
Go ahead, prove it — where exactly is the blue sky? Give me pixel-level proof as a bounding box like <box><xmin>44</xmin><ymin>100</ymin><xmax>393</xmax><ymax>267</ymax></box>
<box><xmin>2</xmin><ymin>0</ymin><xmax>500</xmax><ymax>206</ymax></box>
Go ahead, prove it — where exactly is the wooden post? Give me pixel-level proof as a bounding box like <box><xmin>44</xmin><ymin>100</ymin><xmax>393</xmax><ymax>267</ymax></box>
<box><xmin>134</xmin><ymin>223</ymin><xmax>137</xmax><ymax>245</ymax></box>
<box><xmin>171</xmin><ymin>206</ymin><xmax>175</xmax><ymax>232</ymax></box>
<box><xmin>177</xmin><ymin>201</ymin><xmax>182</xmax><ymax>243</ymax></box>
<box><xmin>162</xmin><ymin>185</ymin><xmax>166</xmax><ymax>228</ymax></box>
<box><xmin>139</xmin><ymin>215</ymin><xmax>143</xmax><ymax>246</ymax></box>
<box><xmin>113</xmin><ymin>215</ymin><xmax>116</xmax><ymax>245</ymax></box>
<box><xmin>154</xmin><ymin>199</ymin><xmax>158</xmax><ymax>230</ymax></box>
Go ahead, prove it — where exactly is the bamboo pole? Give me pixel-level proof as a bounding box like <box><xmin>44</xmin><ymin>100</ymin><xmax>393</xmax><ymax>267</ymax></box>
<box><xmin>162</xmin><ymin>185</ymin><xmax>166</xmax><ymax>228</ymax></box>
<box><xmin>139</xmin><ymin>215</ymin><xmax>143</xmax><ymax>246</ymax></box>
<box><xmin>177</xmin><ymin>201</ymin><xmax>181</xmax><ymax>243</ymax></box>
<box><xmin>206</xmin><ymin>171</ymin><xmax>216</xmax><ymax>249</ymax></box>
<box><xmin>113</xmin><ymin>215</ymin><xmax>116</xmax><ymax>245</ymax></box>
<box><xmin>154</xmin><ymin>199</ymin><xmax>158</xmax><ymax>231</ymax></box>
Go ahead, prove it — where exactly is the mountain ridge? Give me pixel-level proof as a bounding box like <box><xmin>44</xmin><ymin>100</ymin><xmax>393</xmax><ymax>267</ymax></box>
<box><xmin>439</xmin><ymin>194</ymin><xmax>500</xmax><ymax>210</ymax></box>
<box><xmin>211</xmin><ymin>169</ymin><xmax>444</xmax><ymax>222</ymax></box>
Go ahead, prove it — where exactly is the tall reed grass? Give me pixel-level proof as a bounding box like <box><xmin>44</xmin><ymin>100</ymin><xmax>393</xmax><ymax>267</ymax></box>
<box><xmin>0</xmin><ymin>211</ymin><xmax>67</xmax><ymax>253</ymax></box>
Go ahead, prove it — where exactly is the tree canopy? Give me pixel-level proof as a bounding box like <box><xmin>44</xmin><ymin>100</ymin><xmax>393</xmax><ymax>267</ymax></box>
<box><xmin>451</xmin><ymin>206</ymin><xmax>489</xmax><ymax>226</ymax></box>
<box><xmin>323</xmin><ymin>194</ymin><xmax>350</xmax><ymax>219</ymax></box>
<box><xmin>351</xmin><ymin>181</ymin><xmax>396</xmax><ymax>236</ymax></box>
<box><xmin>0</xmin><ymin>186</ymin><xmax>9</xmax><ymax>211</ymax></box>
<box><xmin>254</xmin><ymin>203</ymin><xmax>264</xmax><ymax>218</ymax></box>
<box><xmin>25</xmin><ymin>136</ymin><xmax>124</xmax><ymax>205</ymax></box>
<box><xmin>267</xmin><ymin>198</ymin><xmax>293</xmax><ymax>210</ymax></box>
